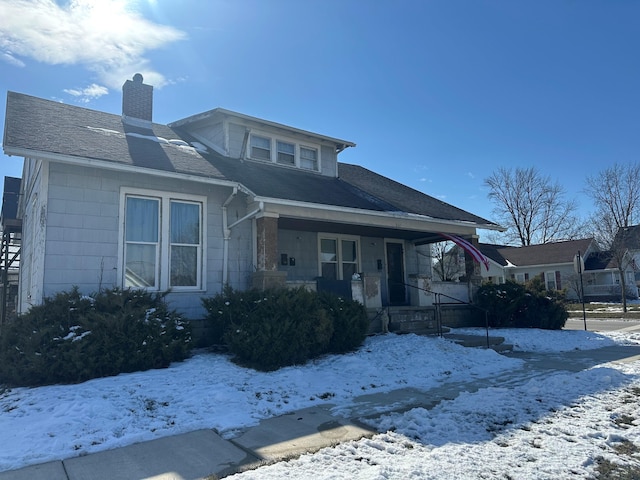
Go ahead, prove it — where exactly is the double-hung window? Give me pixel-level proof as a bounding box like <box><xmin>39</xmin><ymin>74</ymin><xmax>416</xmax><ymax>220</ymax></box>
<box><xmin>300</xmin><ymin>146</ymin><xmax>318</xmax><ymax>170</ymax></box>
<box><xmin>123</xmin><ymin>190</ymin><xmax>204</xmax><ymax>291</ymax></box>
<box><xmin>250</xmin><ymin>135</ymin><xmax>271</xmax><ymax>161</ymax></box>
<box><xmin>276</xmin><ymin>140</ymin><xmax>295</xmax><ymax>165</ymax></box>
<box><xmin>319</xmin><ymin>235</ymin><xmax>359</xmax><ymax>280</ymax></box>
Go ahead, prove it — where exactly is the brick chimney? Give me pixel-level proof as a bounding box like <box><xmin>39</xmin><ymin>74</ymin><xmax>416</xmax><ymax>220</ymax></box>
<box><xmin>122</xmin><ymin>73</ymin><xmax>153</xmax><ymax>125</ymax></box>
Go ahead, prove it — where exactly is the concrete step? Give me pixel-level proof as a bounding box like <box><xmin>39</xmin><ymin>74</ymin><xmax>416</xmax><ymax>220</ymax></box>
<box><xmin>443</xmin><ymin>333</ymin><xmax>512</xmax><ymax>351</ymax></box>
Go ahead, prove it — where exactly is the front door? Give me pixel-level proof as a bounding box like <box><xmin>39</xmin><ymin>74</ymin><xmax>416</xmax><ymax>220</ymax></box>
<box><xmin>386</xmin><ymin>242</ymin><xmax>406</xmax><ymax>305</ymax></box>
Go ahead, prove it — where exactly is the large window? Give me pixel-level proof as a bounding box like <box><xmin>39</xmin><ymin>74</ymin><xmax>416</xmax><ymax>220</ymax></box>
<box><xmin>319</xmin><ymin>235</ymin><xmax>359</xmax><ymax>280</ymax></box>
<box><xmin>123</xmin><ymin>191</ymin><xmax>204</xmax><ymax>291</ymax></box>
<box><xmin>125</xmin><ymin>196</ymin><xmax>160</xmax><ymax>288</ymax></box>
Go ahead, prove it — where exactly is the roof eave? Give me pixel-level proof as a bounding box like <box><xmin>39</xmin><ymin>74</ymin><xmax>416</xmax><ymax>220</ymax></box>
<box><xmin>169</xmin><ymin>107</ymin><xmax>356</xmax><ymax>150</ymax></box>
<box><xmin>2</xmin><ymin>146</ymin><xmax>249</xmax><ymax>193</ymax></box>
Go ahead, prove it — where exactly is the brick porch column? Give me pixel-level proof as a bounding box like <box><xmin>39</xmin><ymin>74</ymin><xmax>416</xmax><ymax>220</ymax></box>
<box><xmin>256</xmin><ymin>214</ymin><xmax>279</xmax><ymax>271</ymax></box>
<box><xmin>253</xmin><ymin>213</ymin><xmax>286</xmax><ymax>289</ymax></box>
<box><xmin>464</xmin><ymin>235</ymin><xmax>482</xmax><ymax>281</ymax></box>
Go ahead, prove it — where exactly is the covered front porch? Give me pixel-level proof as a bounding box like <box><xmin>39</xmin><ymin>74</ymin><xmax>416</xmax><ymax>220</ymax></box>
<box><xmin>247</xmin><ymin>210</ymin><xmax>489</xmax><ymax>333</ymax></box>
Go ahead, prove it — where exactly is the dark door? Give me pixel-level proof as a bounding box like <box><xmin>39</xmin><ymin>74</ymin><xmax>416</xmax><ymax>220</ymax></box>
<box><xmin>386</xmin><ymin>242</ymin><xmax>406</xmax><ymax>305</ymax></box>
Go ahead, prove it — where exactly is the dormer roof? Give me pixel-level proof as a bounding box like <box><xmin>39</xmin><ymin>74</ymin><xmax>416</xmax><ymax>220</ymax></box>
<box><xmin>169</xmin><ymin>107</ymin><xmax>355</xmax><ymax>153</ymax></box>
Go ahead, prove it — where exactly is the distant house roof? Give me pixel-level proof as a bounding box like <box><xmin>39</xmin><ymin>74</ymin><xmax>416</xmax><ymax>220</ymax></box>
<box><xmin>478</xmin><ymin>238</ymin><xmax>595</xmax><ymax>267</ymax></box>
<box><xmin>3</xmin><ymin>91</ymin><xmax>499</xmax><ymax>229</ymax></box>
<box><xmin>615</xmin><ymin>225</ymin><xmax>640</xmax><ymax>250</ymax></box>
<box><xmin>584</xmin><ymin>251</ymin><xmax>617</xmax><ymax>271</ymax></box>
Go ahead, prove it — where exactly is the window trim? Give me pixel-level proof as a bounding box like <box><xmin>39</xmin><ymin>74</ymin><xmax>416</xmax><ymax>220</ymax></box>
<box><xmin>318</xmin><ymin>234</ymin><xmax>360</xmax><ymax>280</ymax></box>
<box><xmin>119</xmin><ymin>188</ymin><xmax>207</xmax><ymax>292</ymax></box>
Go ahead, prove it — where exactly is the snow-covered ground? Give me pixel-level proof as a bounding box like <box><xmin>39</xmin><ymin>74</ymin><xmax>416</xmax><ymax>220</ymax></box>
<box><xmin>1</xmin><ymin>328</ymin><xmax>640</xmax><ymax>479</ymax></box>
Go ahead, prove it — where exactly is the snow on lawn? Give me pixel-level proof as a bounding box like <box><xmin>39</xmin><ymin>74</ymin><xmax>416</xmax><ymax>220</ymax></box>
<box><xmin>1</xmin><ymin>328</ymin><xmax>639</xmax><ymax>478</ymax></box>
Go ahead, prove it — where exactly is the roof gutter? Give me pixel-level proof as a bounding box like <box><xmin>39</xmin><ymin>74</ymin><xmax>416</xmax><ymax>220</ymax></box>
<box><xmin>3</xmin><ymin>147</ymin><xmax>254</xmax><ymax>196</ymax></box>
<box><xmin>252</xmin><ymin>196</ymin><xmax>504</xmax><ymax>232</ymax></box>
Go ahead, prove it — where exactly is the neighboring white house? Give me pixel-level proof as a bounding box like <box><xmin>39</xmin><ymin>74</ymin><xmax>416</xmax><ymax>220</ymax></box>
<box><xmin>1</xmin><ymin>74</ymin><xmax>501</xmax><ymax>322</ymax></box>
<box><xmin>476</xmin><ymin>238</ymin><xmax>639</xmax><ymax>301</ymax></box>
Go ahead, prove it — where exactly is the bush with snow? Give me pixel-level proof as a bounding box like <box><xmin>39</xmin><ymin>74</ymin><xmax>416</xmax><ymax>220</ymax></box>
<box><xmin>0</xmin><ymin>287</ymin><xmax>191</xmax><ymax>387</ymax></box>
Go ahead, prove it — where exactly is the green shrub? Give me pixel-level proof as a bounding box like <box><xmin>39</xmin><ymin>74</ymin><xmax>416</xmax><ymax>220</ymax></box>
<box><xmin>203</xmin><ymin>287</ymin><xmax>370</xmax><ymax>370</ymax></box>
<box><xmin>0</xmin><ymin>287</ymin><xmax>191</xmax><ymax>387</ymax></box>
<box><xmin>475</xmin><ymin>280</ymin><xmax>567</xmax><ymax>330</ymax></box>
<box><xmin>318</xmin><ymin>291</ymin><xmax>369</xmax><ymax>353</ymax></box>
<box><xmin>225</xmin><ymin>287</ymin><xmax>333</xmax><ymax>370</ymax></box>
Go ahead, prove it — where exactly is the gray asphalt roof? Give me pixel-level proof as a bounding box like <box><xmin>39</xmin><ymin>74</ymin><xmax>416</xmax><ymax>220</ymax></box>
<box><xmin>479</xmin><ymin>238</ymin><xmax>595</xmax><ymax>267</ymax></box>
<box><xmin>3</xmin><ymin>91</ymin><xmax>498</xmax><ymax>227</ymax></box>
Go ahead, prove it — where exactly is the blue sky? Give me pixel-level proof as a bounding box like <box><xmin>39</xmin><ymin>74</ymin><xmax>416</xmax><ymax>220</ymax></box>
<box><xmin>1</xmin><ymin>0</ymin><xmax>638</xmax><ymax>238</ymax></box>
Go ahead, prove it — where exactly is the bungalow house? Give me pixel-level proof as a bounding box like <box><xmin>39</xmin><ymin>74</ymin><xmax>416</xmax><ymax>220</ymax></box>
<box><xmin>2</xmin><ymin>74</ymin><xmax>501</xmax><ymax>330</ymax></box>
<box><xmin>477</xmin><ymin>238</ymin><xmax>639</xmax><ymax>301</ymax></box>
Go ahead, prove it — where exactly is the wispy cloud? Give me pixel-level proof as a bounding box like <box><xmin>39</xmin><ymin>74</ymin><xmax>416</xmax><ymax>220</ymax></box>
<box><xmin>0</xmin><ymin>0</ymin><xmax>186</xmax><ymax>100</ymax></box>
<box><xmin>1</xmin><ymin>50</ymin><xmax>25</xmax><ymax>67</ymax></box>
<box><xmin>467</xmin><ymin>172</ymin><xmax>475</xmax><ymax>179</ymax></box>
<box><xmin>63</xmin><ymin>83</ymin><xmax>109</xmax><ymax>102</ymax></box>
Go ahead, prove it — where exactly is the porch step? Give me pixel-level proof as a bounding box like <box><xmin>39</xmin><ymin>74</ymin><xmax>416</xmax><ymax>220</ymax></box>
<box><xmin>442</xmin><ymin>333</ymin><xmax>513</xmax><ymax>352</ymax></box>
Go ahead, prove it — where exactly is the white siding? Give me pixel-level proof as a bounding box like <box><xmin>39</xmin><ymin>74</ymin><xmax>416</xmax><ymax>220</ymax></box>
<box><xmin>38</xmin><ymin>162</ymin><xmax>254</xmax><ymax>319</ymax></box>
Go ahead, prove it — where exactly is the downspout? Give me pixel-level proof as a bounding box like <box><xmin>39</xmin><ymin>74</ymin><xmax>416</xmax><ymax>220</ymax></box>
<box><xmin>222</xmin><ymin>187</ymin><xmax>237</xmax><ymax>286</ymax></box>
<box><xmin>222</xmin><ymin>186</ymin><xmax>264</xmax><ymax>285</ymax></box>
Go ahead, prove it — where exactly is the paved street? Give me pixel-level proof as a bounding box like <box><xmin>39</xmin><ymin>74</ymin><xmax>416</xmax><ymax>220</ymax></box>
<box><xmin>565</xmin><ymin>317</ymin><xmax>640</xmax><ymax>332</ymax></box>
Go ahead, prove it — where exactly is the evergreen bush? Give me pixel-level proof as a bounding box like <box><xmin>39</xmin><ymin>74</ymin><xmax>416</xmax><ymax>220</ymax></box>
<box><xmin>203</xmin><ymin>287</ymin><xmax>370</xmax><ymax>370</ymax></box>
<box><xmin>318</xmin><ymin>291</ymin><xmax>369</xmax><ymax>353</ymax></box>
<box><xmin>0</xmin><ymin>287</ymin><xmax>191</xmax><ymax>387</ymax></box>
<box><xmin>475</xmin><ymin>280</ymin><xmax>567</xmax><ymax>330</ymax></box>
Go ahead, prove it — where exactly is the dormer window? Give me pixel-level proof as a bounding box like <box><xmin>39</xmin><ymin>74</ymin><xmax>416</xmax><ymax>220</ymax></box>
<box><xmin>276</xmin><ymin>140</ymin><xmax>295</xmax><ymax>165</ymax></box>
<box><xmin>300</xmin><ymin>146</ymin><xmax>318</xmax><ymax>170</ymax></box>
<box><xmin>250</xmin><ymin>135</ymin><xmax>271</xmax><ymax>160</ymax></box>
<box><xmin>248</xmin><ymin>131</ymin><xmax>321</xmax><ymax>172</ymax></box>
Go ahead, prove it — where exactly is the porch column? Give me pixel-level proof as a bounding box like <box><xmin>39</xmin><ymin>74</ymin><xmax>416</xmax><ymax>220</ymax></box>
<box><xmin>252</xmin><ymin>213</ymin><xmax>286</xmax><ymax>289</ymax></box>
<box><xmin>464</xmin><ymin>235</ymin><xmax>483</xmax><ymax>287</ymax></box>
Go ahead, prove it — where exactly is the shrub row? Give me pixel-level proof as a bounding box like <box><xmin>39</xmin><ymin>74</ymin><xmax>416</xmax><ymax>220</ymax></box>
<box><xmin>202</xmin><ymin>286</ymin><xmax>369</xmax><ymax>370</ymax></box>
<box><xmin>0</xmin><ymin>287</ymin><xmax>191</xmax><ymax>387</ymax></box>
<box><xmin>474</xmin><ymin>280</ymin><xmax>568</xmax><ymax>330</ymax></box>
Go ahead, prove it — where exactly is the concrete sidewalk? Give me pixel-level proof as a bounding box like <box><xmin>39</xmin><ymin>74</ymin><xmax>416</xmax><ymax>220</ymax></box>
<box><xmin>2</xmin><ymin>343</ymin><xmax>640</xmax><ymax>480</ymax></box>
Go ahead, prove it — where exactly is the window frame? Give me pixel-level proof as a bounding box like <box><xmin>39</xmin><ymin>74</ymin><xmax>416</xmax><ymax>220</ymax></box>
<box><xmin>545</xmin><ymin>271</ymin><xmax>557</xmax><ymax>290</ymax></box>
<box><xmin>276</xmin><ymin>140</ymin><xmax>295</xmax><ymax>165</ymax></box>
<box><xmin>250</xmin><ymin>134</ymin><xmax>271</xmax><ymax>161</ymax></box>
<box><xmin>318</xmin><ymin>234</ymin><xmax>360</xmax><ymax>280</ymax></box>
<box><xmin>300</xmin><ymin>145</ymin><xmax>319</xmax><ymax>171</ymax></box>
<box><xmin>119</xmin><ymin>188</ymin><xmax>207</xmax><ymax>292</ymax></box>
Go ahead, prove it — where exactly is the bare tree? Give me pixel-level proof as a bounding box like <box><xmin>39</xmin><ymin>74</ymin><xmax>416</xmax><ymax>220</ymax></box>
<box><xmin>431</xmin><ymin>241</ymin><xmax>465</xmax><ymax>281</ymax></box>
<box><xmin>585</xmin><ymin>163</ymin><xmax>640</xmax><ymax>311</ymax></box>
<box><xmin>484</xmin><ymin>167</ymin><xmax>582</xmax><ymax>246</ymax></box>
<box><xmin>585</xmin><ymin>163</ymin><xmax>640</xmax><ymax>246</ymax></box>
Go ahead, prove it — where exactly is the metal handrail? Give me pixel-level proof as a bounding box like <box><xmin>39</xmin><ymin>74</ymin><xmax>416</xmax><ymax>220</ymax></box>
<box><xmin>398</xmin><ymin>281</ymin><xmax>491</xmax><ymax>348</ymax></box>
